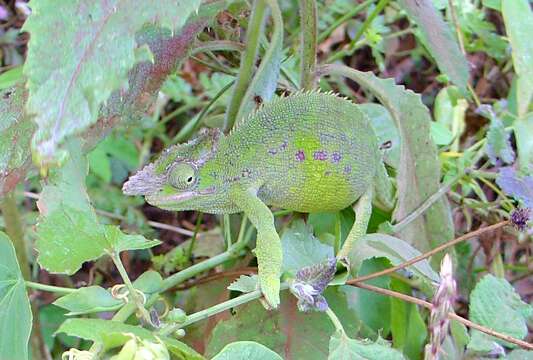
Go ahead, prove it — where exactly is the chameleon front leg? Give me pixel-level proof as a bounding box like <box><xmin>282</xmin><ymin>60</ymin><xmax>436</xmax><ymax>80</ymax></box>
<box><xmin>337</xmin><ymin>186</ymin><xmax>373</xmax><ymax>260</ymax></box>
<box><xmin>230</xmin><ymin>185</ymin><xmax>282</xmax><ymax>308</ymax></box>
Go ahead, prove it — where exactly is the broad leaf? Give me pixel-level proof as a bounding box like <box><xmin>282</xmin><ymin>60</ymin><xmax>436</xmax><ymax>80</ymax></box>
<box><xmin>349</xmin><ymin>233</ymin><xmax>439</xmax><ymax>283</ymax></box>
<box><xmin>36</xmin><ymin>142</ymin><xmax>159</xmax><ymax>274</ymax></box>
<box><xmin>132</xmin><ymin>270</ymin><xmax>164</xmax><ymax>294</ymax></box>
<box><xmin>514</xmin><ymin>113</ymin><xmax>533</xmax><ymax>172</ymax></box>
<box><xmin>328</xmin><ymin>332</ymin><xmax>405</xmax><ymax>360</ymax></box>
<box><xmin>0</xmin><ymin>232</ymin><xmax>32</xmax><ymax>360</ymax></box>
<box><xmin>228</xmin><ymin>275</ymin><xmax>258</xmax><ymax>293</ymax></box>
<box><xmin>399</xmin><ymin>0</ymin><xmax>469</xmax><ymax>90</ymax></box>
<box><xmin>0</xmin><ymin>85</ymin><xmax>34</xmax><ymax>197</ymax></box>
<box><xmin>23</xmin><ymin>0</ymin><xmax>201</xmax><ymax>164</ymax></box>
<box><xmin>468</xmin><ymin>275</ymin><xmax>533</xmax><ymax>351</ymax></box>
<box><xmin>359</xmin><ymin>103</ymin><xmax>400</xmax><ymax>169</ymax></box>
<box><xmin>57</xmin><ymin>318</ymin><xmax>202</xmax><ymax>359</ymax></box>
<box><xmin>486</xmin><ymin>116</ymin><xmax>515</xmax><ymax>165</ymax></box>
<box><xmin>281</xmin><ymin>220</ymin><xmax>334</xmax><ymax>274</ymax></box>
<box><xmin>53</xmin><ymin>286</ymin><xmax>122</xmax><ymax>316</ymax></box>
<box><xmin>496</xmin><ymin>167</ymin><xmax>533</xmax><ymax>208</ymax></box>
<box><xmin>212</xmin><ymin>341</ymin><xmax>282</xmax><ymax>360</ymax></box>
<box><xmin>502</xmin><ymin>0</ymin><xmax>533</xmax><ymax>116</ymax></box>
<box><xmin>206</xmin><ymin>290</ymin><xmax>362</xmax><ymax>359</ymax></box>
<box><xmin>333</xmin><ymin>69</ymin><xmax>454</xmax><ymax>253</ymax></box>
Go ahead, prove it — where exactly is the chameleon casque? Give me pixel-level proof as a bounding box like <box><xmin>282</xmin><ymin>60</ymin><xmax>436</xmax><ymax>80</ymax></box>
<box><xmin>123</xmin><ymin>91</ymin><xmax>394</xmax><ymax>308</ymax></box>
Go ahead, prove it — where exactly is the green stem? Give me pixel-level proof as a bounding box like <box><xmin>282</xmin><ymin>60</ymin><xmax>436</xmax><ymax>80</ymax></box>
<box><xmin>224</xmin><ymin>0</ymin><xmax>267</xmax><ymax>131</ymax></box>
<box><xmin>327</xmin><ymin>0</ymin><xmax>390</xmax><ymax>62</ymax></box>
<box><xmin>318</xmin><ymin>0</ymin><xmax>374</xmax><ymax>43</ymax></box>
<box><xmin>187</xmin><ymin>212</ymin><xmax>204</xmax><ymax>259</ymax></box>
<box><xmin>325</xmin><ymin>307</ymin><xmax>346</xmax><ymax>336</ymax></box>
<box><xmin>223</xmin><ymin>214</ymin><xmax>232</xmax><ymax>249</ymax></box>
<box><xmin>299</xmin><ymin>0</ymin><xmax>318</xmax><ymax>89</ymax></box>
<box><xmin>190</xmin><ymin>40</ymin><xmax>245</xmax><ymax>56</ymax></box>
<box><xmin>25</xmin><ymin>281</ymin><xmax>76</xmax><ymax>294</ymax></box>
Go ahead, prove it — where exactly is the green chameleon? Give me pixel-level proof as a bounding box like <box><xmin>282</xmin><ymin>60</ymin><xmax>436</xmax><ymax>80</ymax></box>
<box><xmin>123</xmin><ymin>91</ymin><xmax>394</xmax><ymax>308</ymax></box>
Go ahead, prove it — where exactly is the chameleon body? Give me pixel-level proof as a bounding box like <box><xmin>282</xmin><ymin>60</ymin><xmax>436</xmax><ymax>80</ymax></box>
<box><xmin>123</xmin><ymin>92</ymin><xmax>393</xmax><ymax>308</ymax></box>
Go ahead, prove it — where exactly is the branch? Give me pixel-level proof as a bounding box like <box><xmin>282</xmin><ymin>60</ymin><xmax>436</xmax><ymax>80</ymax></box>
<box><xmin>348</xmin><ymin>282</ymin><xmax>533</xmax><ymax>351</ymax></box>
<box><xmin>346</xmin><ymin>220</ymin><xmax>510</xmax><ymax>285</ymax></box>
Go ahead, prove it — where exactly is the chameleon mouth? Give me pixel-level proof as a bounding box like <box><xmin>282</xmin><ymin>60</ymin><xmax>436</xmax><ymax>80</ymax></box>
<box><xmin>145</xmin><ymin>187</ymin><xmax>216</xmax><ymax>208</ymax></box>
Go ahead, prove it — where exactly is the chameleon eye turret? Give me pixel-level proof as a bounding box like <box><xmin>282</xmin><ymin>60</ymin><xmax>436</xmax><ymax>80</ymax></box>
<box><xmin>168</xmin><ymin>163</ymin><xmax>197</xmax><ymax>190</ymax></box>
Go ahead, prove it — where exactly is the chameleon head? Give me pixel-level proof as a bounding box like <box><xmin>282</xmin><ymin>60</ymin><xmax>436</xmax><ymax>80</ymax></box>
<box><xmin>122</xmin><ymin>128</ymin><xmax>224</xmax><ymax>212</ymax></box>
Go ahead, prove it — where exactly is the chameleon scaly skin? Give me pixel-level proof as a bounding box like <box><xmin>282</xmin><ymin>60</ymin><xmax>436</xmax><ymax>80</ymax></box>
<box><xmin>123</xmin><ymin>91</ymin><xmax>393</xmax><ymax>308</ymax></box>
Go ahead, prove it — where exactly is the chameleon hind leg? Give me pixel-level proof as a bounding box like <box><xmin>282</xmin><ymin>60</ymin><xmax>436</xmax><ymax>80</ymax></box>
<box><xmin>230</xmin><ymin>185</ymin><xmax>282</xmax><ymax>309</ymax></box>
<box><xmin>337</xmin><ymin>186</ymin><xmax>373</xmax><ymax>260</ymax></box>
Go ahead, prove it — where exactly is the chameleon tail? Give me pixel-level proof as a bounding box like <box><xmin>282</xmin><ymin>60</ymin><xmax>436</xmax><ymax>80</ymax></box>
<box><xmin>255</xmin><ymin>231</ymin><xmax>282</xmax><ymax>309</ymax></box>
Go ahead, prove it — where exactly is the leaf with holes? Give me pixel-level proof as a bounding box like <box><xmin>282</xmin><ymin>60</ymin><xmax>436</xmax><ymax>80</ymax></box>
<box><xmin>23</xmin><ymin>0</ymin><xmax>201</xmax><ymax>165</ymax></box>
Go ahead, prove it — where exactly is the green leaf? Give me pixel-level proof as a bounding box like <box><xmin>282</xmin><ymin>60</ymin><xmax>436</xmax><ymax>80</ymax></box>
<box><xmin>212</xmin><ymin>341</ymin><xmax>282</xmax><ymax>360</ymax></box>
<box><xmin>0</xmin><ymin>232</ymin><xmax>32</xmax><ymax>360</ymax></box>
<box><xmin>335</xmin><ymin>69</ymin><xmax>454</xmax><ymax>253</ymax></box>
<box><xmin>359</xmin><ymin>103</ymin><xmax>400</xmax><ymax>168</ymax></box>
<box><xmin>23</xmin><ymin>0</ymin><xmax>202</xmax><ymax>164</ymax></box>
<box><xmin>36</xmin><ymin>142</ymin><xmax>159</xmax><ymax>274</ymax></box>
<box><xmin>0</xmin><ymin>66</ymin><xmax>24</xmax><ymax>90</ymax></box>
<box><xmin>486</xmin><ymin>115</ymin><xmax>515</xmax><ymax>165</ymax></box>
<box><xmin>206</xmin><ymin>290</ymin><xmax>361</xmax><ymax>359</ymax></box>
<box><xmin>281</xmin><ymin>220</ymin><xmax>334</xmax><ymax>274</ymax></box>
<box><xmin>132</xmin><ymin>270</ymin><xmax>163</xmax><ymax>294</ymax></box>
<box><xmin>430</xmin><ymin>122</ymin><xmax>454</xmax><ymax>146</ymax></box>
<box><xmin>0</xmin><ymin>85</ymin><xmax>34</xmax><ymax>197</ymax></box>
<box><xmin>514</xmin><ymin>113</ymin><xmax>533</xmax><ymax>172</ymax></box>
<box><xmin>505</xmin><ymin>350</ymin><xmax>533</xmax><ymax>360</ymax></box>
<box><xmin>468</xmin><ymin>275</ymin><xmax>533</xmax><ymax>351</ymax></box>
<box><xmin>348</xmin><ymin>233</ymin><xmax>439</xmax><ymax>283</ymax></box>
<box><xmin>328</xmin><ymin>332</ymin><xmax>405</xmax><ymax>360</ymax></box>
<box><xmin>53</xmin><ymin>286</ymin><xmax>122</xmax><ymax>315</ymax></box>
<box><xmin>502</xmin><ymin>0</ymin><xmax>533</xmax><ymax>116</ymax></box>
<box><xmin>228</xmin><ymin>275</ymin><xmax>258</xmax><ymax>293</ymax></box>
<box><xmin>399</xmin><ymin>0</ymin><xmax>468</xmax><ymax>90</ymax></box>
<box><xmin>433</xmin><ymin>86</ymin><xmax>466</xmax><ymax>151</ymax></box>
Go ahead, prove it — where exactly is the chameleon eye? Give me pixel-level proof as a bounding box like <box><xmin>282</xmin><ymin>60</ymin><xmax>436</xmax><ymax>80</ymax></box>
<box><xmin>168</xmin><ymin>163</ymin><xmax>197</xmax><ymax>190</ymax></box>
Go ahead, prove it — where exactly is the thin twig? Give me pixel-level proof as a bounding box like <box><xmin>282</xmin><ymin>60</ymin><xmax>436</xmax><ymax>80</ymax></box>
<box><xmin>346</xmin><ymin>220</ymin><xmax>510</xmax><ymax>285</ymax></box>
<box><xmin>22</xmin><ymin>191</ymin><xmax>195</xmax><ymax>236</ymax></box>
<box><xmin>349</xmin><ymin>282</ymin><xmax>533</xmax><ymax>351</ymax></box>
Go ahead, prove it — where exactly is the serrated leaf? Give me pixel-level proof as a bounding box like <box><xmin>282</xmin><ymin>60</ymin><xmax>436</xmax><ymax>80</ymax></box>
<box><xmin>328</xmin><ymin>332</ymin><xmax>405</xmax><ymax>360</ymax></box>
<box><xmin>23</xmin><ymin>0</ymin><xmax>201</xmax><ymax>164</ymax></box>
<box><xmin>36</xmin><ymin>142</ymin><xmax>159</xmax><ymax>274</ymax></box>
<box><xmin>228</xmin><ymin>275</ymin><xmax>258</xmax><ymax>293</ymax></box>
<box><xmin>337</xmin><ymin>69</ymin><xmax>454</xmax><ymax>253</ymax></box>
<box><xmin>349</xmin><ymin>234</ymin><xmax>439</xmax><ymax>283</ymax></box>
<box><xmin>359</xmin><ymin>103</ymin><xmax>400</xmax><ymax>168</ymax></box>
<box><xmin>212</xmin><ymin>341</ymin><xmax>282</xmax><ymax>360</ymax></box>
<box><xmin>486</xmin><ymin>117</ymin><xmax>515</xmax><ymax>165</ymax></box>
<box><xmin>0</xmin><ymin>232</ymin><xmax>32</xmax><ymax>360</ymax></box>
<box><xmin>496</xmin><ymin>167</ymin><xmax>533</xmax><ymax>208</ymax></box>
<box><xmin>502</xmin><ymin>0</ymin><xmax>533</xmax><ymax>116</ymax></box>
<box><xmin>281</xmin><ymin>220</ymin><xmax>334</xmax><ymax>274</ymax></box>
<box><xmin>0</xmin><ymin>85</ymin><xmax>34</xmax><ymax>197</ymax></box>
<box><xmin>468</xmin><ymin>275</ymin><xmax>533</xmax><ymax>351</ymax></box>
<box><xmin>53</xmin><ymin>286</ymin><xmax>122</xmax><ymax>316</ymax></box>
<box><xmin>399</xmin><ymin>0</ymin><xmax>469</xmax><ymax>90</ymax></box>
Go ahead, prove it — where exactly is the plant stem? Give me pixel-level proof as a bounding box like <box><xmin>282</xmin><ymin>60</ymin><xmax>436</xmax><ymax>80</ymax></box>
<box><xmin>190</xmin><ymin>40</ymin><xmax>245</xmax><ymax>56</ymax></box>
<box><xmin>224</xmin><ymin>0</ymin><xmax>267</xmax><ymax>131</ymax></box>
<box><xmin>187</xmin><ymin>212</ymin><xmax>204</xmax><ymax>259</ymax></box>
<box><xmin>349</xmin><ymin>282</ymin><xmax>533</xmax><ymax>351</ymax></box>
<box><xmin>317</xmin><ymin>0</ymin><xmax>374</xmax><ymax>43</ymax></box>
<box><xmin>346</xmin><ymin>220</ymin><xmax>510</xmax><ymax>285</ymax></box>
<box><xmin>299</xmin><ymin>0</ymin><xmax>318</xmax><ymax>89</ymax></box>
<box><xmin>25</xmin><ymin>281</ymin><xmax>76</xmax><ymax>294</ymax></box>
<box><xmin>1</xmin><ymin>193</ymin><xmax>50</xmax><ymax>360</ymax></box>
<box><xmin>325</xmin><ymin>307</ymin><xmax>346</xmax><ymax>336</ymax></box>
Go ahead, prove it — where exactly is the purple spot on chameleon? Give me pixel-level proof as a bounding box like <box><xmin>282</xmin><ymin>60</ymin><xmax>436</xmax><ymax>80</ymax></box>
<box><xmin>313</xmin><ymin>150</ymin><xmax>328</xmax><ymax>161</ymax></box>
<box><xmin>343</xmin><ymin>165</ymin><xmax>352</xmax><ymax>174</ymax></box>
<box><xmin>331</xmin><ymin>152</ymin><xmax>342</xmax><ymax>163</ymax></box>
<box><xmin>279</xmin><ymin>140</ymin><xmax>288</xmax><ymax>151</ymax></box>
<box><xmin>268</xmin><ymin>148</ymin><xmax>277</xmax><ymax>155</ymax></box>
<box><xmin>295</xmin><ymin>150</ymin><xmax>305</xmax><ymax>162</ymax></box>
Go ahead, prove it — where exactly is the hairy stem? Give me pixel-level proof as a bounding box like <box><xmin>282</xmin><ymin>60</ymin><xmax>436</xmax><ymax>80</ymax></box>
<box><xmin>299</xmin><ymin>0</ymin><xmax>318</xmax><ymax>89</ymax></box>
<box><xmin>224</xmin><ymin>0</ymin><xmax>267</xmax><ymax>131</ymax></box>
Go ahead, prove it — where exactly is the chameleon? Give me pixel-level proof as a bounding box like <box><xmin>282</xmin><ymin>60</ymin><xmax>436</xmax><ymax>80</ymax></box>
<box><xmin>123</xmin><ymin>91</ymin><xmax>394</xmax><ymax>308</ymax></box>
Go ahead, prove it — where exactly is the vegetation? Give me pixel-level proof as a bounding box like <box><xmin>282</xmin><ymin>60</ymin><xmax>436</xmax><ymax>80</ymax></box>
<box><xmin>0</xmin><ymin>0</ymin><xmax>532</xmax><ymax>359</ymax></box>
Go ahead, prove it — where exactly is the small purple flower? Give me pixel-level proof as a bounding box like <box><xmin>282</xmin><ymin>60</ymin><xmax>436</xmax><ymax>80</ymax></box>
<box><xmin>331</xmin><ymin>152</ymin><xmax>342</xmax><ymax>163</ymax></box>
<box><xmin>313</xmin><ymin>150</ymin><xmax>328</xmax><ymax>161</ymax></box>
<box><xmin>290</xmin><ymin>258</ymin><xmax>336</xmax><ymax>312</ymax></box>
<box><xmin>511</xmin><ymin>208</ymin><xmax>531</xmax><ymax>232</ymax></box>
<box><xmin>295</xmin><ymin>150</ymin><xmax>305</xmax><ymax>162</ymax></box>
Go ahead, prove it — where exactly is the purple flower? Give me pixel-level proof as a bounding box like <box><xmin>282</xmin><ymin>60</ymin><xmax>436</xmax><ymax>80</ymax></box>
<box><xmin>290</xmin><ymin>258</ymin><xmax>336</xmax><ymax>312</ymax></box>
<box><xmin>511</xmin><ymin>208</ymin><xmax>531</xmax><ymax>232</ymax></box>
